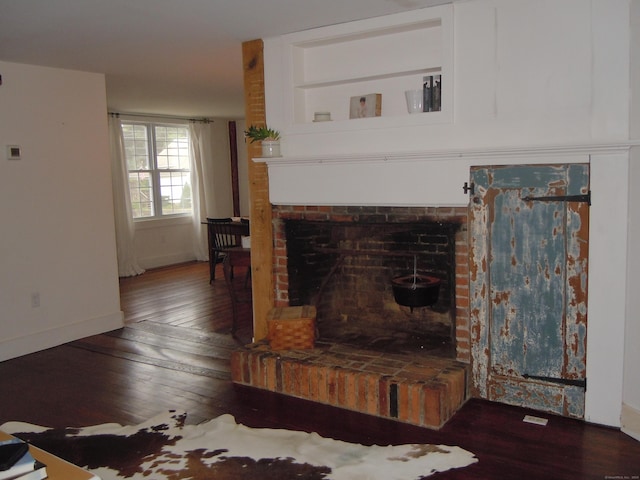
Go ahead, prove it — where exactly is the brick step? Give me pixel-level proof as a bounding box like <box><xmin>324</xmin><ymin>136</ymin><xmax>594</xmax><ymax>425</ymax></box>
<box><xmin>231</xmin><ymin>341</ymin><xmax>470</xmax><ymax>429</ymax></box>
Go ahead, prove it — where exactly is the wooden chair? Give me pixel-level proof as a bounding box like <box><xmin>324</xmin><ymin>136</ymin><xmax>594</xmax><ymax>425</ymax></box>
<box><xmin>206</xmin><ymin>218</ymin><xmax>233</xmax><ymax>282</ymax></box>
<box><xmin>206</xmin><ymin>218</ymin><xmax>250</xmax><ymax>283</ymax></box>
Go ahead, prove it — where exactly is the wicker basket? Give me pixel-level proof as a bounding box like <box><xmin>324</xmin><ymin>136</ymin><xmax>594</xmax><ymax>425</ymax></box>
<box><xmin>267</xmin><ymin>306</ymin><xmax>316</xmax><ymax>350</ymax></box>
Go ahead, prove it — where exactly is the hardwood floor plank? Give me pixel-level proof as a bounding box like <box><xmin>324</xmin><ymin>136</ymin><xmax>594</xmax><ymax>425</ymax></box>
<box><xmin>102</xmin><ymin>327</ymin><xmax>234</xmax><ymax>361</ymax></box>
<box><xmin>124</xmin><ymin>320</ymin><xmax>238</xmax><ymax>349</ymax></box>
<box><xmin>70</xmin><ymin>335</ymin><xmax>231</xmax><ymax>380</ymax></box>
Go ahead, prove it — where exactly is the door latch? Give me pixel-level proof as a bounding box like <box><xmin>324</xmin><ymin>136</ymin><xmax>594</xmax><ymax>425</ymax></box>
<box><xmin>522</xmin><ymin>191</ymin><xmax>591</xmax><ymax>206</ymax></box>
<box><xmin>463</xmin><ymin>182</ymin><xmax>474</xmax><ymax>195</ymax></box>
<box><xmin>523</xmin><ymin>374</ymin><xmax>586</xmax><ymax>390</ymax></box>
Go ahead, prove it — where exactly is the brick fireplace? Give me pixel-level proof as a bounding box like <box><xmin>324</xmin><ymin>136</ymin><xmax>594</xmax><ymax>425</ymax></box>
<box><xmin>272</xmin><ymin>205</ymin><xmax>471</xmax><ymax>363</ymax></box>
<box><xmin>232</xmin><ymin>204</ymin><xmax>472</xmax><ymax>429</ymax></box>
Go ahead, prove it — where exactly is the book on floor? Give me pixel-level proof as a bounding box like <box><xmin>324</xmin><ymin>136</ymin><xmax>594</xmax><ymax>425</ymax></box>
<box><xmin>0</xmin><ymin>439</ymin><xmax>46</xmax><ymax>480</ymax></box>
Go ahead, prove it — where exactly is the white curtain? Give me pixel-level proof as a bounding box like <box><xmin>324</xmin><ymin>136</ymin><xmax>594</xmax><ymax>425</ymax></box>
<box><xmin>190</xmin><ymin>121</ymin><xmax>212</xmax><ymax>261</ymax></box>
<box><xmin>108</xmin><ymin>115</ymin><xmax>145</xmax><ymax>277</ymax></box>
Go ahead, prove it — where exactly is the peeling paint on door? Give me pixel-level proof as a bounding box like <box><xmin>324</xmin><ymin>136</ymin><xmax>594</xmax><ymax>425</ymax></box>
<box><xmin>469</xmin><ymin>164</ymin><xmax>589</xmax><ymax>418</ymax></box>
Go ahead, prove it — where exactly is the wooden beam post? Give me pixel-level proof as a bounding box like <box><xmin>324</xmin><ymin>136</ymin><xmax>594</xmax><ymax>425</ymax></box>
<box><xmin>242</xmin><ymin>39</ymin><xmax>273</xmax><ymax>341</ymax></box>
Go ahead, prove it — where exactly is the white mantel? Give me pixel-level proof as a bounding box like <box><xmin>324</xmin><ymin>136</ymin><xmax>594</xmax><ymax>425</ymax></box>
<box><xmin>255</xmin><ymin>142</ymin><xmax>633</xmax><ymax>206</ymax></box>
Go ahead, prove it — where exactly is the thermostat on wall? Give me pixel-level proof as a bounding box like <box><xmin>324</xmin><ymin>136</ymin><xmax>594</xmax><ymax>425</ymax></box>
<box><xmin>6</xmin><ymin>145</ymin><xmax>21</xmax><ymax>160</ymax></box>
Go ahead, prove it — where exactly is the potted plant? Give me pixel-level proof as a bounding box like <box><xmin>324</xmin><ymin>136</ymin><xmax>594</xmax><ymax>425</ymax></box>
<box><xmin>244</xmin><ymin>125</ymin><xmax>281</xmax><ymax>157</ymax></box>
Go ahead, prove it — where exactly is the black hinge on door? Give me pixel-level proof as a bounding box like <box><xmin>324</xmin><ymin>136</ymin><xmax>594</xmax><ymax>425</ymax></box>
<box><xmin>523</xmin><ymin>374</ymin><xmax>587</xmax><ymax>390</ymax></box>
<box><xmin>522</xmin><ymin>191</ymin><xmax>591</xmax><ymax>206</ymax></box>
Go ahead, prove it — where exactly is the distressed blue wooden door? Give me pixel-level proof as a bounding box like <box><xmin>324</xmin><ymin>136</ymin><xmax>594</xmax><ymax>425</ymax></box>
<box><xmin>469</xmin><ymin>164</ymin><xmax>589</xmax><ymax>418</ymax></box>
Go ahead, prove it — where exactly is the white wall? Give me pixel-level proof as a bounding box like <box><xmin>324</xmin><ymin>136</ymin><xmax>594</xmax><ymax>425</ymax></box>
<box><xmin>262</xmin><ymin>0</ymin><xmax>637</xmax><ymax>428</ymax></box>
<box><xmin>623</xmin><ymin>147</ymin><xmax>640</xmax><ymax>440</ymax></box>
<box><xmin>0</xmin><ymin>61</ymin><xmax>123</xmax><ymax>361</ymax></box>
<box><xmin>132</xmin><ymin>118</ymin><xmax>250</xmax><ymax>270</ymax></box>
<box><xmin>622</xmin><ymin>0</ymin><xmax>640</xmax><ymax>441</ymax></box>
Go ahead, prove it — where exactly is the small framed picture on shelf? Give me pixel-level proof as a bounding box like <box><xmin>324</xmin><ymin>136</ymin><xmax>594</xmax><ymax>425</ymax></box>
<box><xmin>349</xmin><ymin>93</ymin><xmax>382</xmax><ymax>119</ymax></box>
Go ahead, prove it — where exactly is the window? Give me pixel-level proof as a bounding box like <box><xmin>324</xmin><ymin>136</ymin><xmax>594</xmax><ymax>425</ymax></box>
<box><xmin>122</xmin><ymin>122</ymin><xmax>192</xmax><ymax>219</ymax></box>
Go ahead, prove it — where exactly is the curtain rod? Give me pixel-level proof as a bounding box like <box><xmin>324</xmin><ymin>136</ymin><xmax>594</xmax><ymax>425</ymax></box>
<box><xmin>109</xmin><ymin>111</ymin><xmax>212</xmax><ymax>123</ymax></box>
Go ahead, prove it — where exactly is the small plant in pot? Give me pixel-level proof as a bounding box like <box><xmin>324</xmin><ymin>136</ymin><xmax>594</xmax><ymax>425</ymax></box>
<box><xmin>244</xmin><ymin>125</ymin><xmax>281</xmax><ymax>157</ymax></box>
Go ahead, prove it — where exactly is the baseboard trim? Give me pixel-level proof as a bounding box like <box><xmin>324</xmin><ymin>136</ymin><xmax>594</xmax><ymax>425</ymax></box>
<box><xmin>621</xmin><ymin>402</ymin><xmax>640</xmax><ymax>442</ymax></box>
<box><xmin>139</xmin><ymin>253</ymin><xmax>196</xmax><ymax>270</ymax></box>
<box><xmin>0</xmin><ymin>311</ymin><xmax>124</xmax><ymax>362</ymax></box>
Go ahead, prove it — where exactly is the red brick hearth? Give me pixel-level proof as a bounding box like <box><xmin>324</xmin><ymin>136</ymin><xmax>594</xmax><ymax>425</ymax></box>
<box><xmin>232</xmin><ymin>205</ymin><xmax>471</xmax><ymax>429</ymax></box>
<box><xmin>231</xmin><ymin>341</ymin><xmax>470</xmax><ymax>429</ymax></box>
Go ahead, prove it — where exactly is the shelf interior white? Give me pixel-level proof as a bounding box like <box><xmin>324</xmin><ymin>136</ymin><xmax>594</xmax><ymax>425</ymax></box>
<box><xmin>292</xmin><ymin>20</ymin><xmax>442</xmax><ymax>87</ymax></box>
<box><xmin>294</xmin><ymin>67</ymin><xmax>441</xmax><ymax>90</ymax></box>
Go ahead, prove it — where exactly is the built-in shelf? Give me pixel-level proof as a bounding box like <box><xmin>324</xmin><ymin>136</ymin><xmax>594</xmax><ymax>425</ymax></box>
<box><xmin>280</xmin><ymin>5</ymin><xmax>453</xmax><ymax>128</ymax></box>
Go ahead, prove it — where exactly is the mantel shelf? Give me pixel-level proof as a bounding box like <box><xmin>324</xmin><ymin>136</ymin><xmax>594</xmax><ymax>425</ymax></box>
<box><xmin>253</xmin><ymin>142</ymin><xmax>636</xmax><ymax>166</ymax></box>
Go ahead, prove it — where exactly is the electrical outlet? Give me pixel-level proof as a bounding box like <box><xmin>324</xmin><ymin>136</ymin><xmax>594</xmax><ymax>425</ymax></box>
<box><xmin>31</xmin><ymin>292</ymin><xmax>40</xmax><ymax>308</ymax></box>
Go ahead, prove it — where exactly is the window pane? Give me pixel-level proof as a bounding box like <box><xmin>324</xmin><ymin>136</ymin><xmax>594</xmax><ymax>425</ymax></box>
<box><xmin>159</xmin><ymin>171</ymin><xmax>191</xmax><ymax>215</ymax></box>
<box><xmin>122</xmin><ymin>124</ymin><xmax>150</xmax><ymax>170</ymax></box>
<box><xmin>128</xmin><ymin>172</ymin><xmax>154</xmax><ymax>218</ymax></box>
<box><xmin>155</xmin><ymin>125</ymin><xmax>189</xmax><ymax>169</ymax></box>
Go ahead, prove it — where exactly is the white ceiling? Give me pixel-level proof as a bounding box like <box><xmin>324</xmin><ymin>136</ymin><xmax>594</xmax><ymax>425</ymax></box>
<box><xmin>0</xmin><ymin>0</ymin><xmax>451</xmax><ymax>118</ymax></box>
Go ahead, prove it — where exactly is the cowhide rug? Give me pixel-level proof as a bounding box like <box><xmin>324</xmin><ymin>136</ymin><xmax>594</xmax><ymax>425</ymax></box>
<box><xmin>1</xmin><ymin>410</ymin><xmax>477</xmax><ymax>480</ymax></box>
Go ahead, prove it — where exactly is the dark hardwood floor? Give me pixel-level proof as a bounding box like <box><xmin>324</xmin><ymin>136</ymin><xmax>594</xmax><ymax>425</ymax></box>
<box><xmin>1</xmin><ymin>261</ymin><xmax>638</xmax><ymax>479</ymax></box>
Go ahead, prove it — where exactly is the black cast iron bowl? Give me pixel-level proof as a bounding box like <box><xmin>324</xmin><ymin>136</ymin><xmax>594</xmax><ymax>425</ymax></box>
<box><xmin>391</xmin><ymin>274</ymin><xmax>441</xmax><ymax>308</ymax></box>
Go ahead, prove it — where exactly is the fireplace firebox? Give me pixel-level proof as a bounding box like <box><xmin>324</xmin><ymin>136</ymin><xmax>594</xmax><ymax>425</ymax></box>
<box><xmin>272</xmin><ymin>205</ymin><xmax>471</xmax><ymax>363</ymax></box>
<box><xmin>284</xmin><ymin>219</ymin><xmax>458</xmax><ymax>356</ymax></box>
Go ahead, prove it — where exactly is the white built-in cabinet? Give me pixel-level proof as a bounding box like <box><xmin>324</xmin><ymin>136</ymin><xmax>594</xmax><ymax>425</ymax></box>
<box><xmin>278</xmin><ymin>5</ymin><xmax>453</xmax><ymax>135</ymax></box>
<box><xmin>259</xmin><ymin>0</ymin><xmax>637</xmax><ymax>430</ymax></box>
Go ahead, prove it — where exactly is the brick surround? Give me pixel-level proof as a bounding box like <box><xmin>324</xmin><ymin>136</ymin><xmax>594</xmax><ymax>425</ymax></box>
<box><xmin>231</xmin><ymin>205</ymin><xmax>472</xmax><ymax>429</ymax></box>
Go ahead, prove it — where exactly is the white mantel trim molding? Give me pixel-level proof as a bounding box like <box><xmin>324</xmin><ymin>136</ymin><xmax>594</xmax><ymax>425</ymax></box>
<box><xmin>254</xmin><ymin>141</ymin><xmax>637</xmax><ymax>166</ymax></box>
